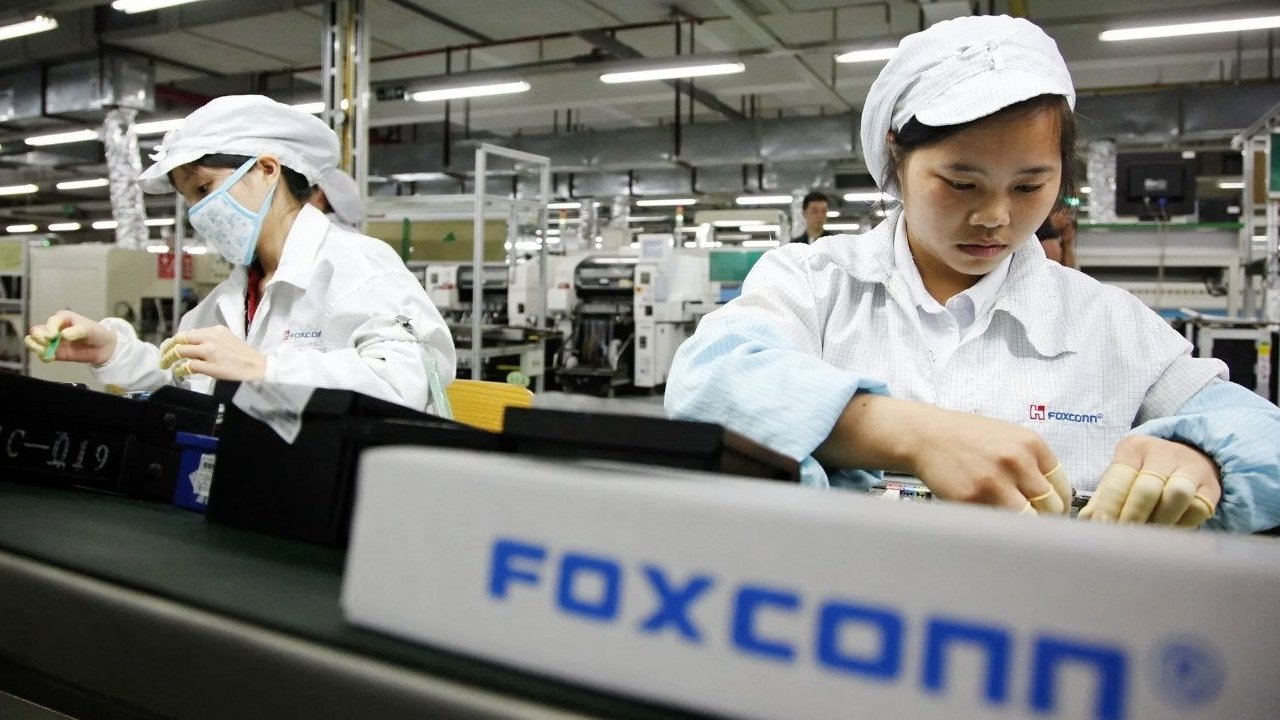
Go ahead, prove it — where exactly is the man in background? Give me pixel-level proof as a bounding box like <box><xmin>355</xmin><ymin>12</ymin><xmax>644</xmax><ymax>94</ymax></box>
<box><xmin>1035</xmin><ymin>207</ymin><xmax>1077</xmax><ymax>267</ymax></box>
<box><xmin>790</xmin><ymin>191</ymin><xmax>832</xmax><ymax>244</ymax></box>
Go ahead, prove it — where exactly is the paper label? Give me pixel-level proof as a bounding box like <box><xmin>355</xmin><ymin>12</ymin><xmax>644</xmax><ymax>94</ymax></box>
<box><xmin>231</xmin><ymin>381</ymin><xmax>313</xmax><ymax>444</ymax></box>
<box><xmin>188</xmin><ymin>453</ymin><xmax>216</xmax><ymax>503</ymax></box>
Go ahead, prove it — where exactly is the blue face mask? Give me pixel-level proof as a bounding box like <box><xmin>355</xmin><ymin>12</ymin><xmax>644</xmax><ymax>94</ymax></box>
<box><xmin>187</xmin><ymin>156</ymin><xmax>278</xmax><ymax>266</ymax></box>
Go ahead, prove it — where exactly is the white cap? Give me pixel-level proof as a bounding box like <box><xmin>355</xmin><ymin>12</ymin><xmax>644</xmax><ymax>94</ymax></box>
<box><xmin>138</xmin><ymin>95</ymin><xmax>339</xmax><ymax>194</ymax></box>
<box><xmin>861</xmin><ymin>16</ymin><xmax>1075</xmax><ymax>198</ymax></box>
<box><xmin>317</xmin><ymin>167</ymin><xmax>364</xmax><ymax>227</ymax></box>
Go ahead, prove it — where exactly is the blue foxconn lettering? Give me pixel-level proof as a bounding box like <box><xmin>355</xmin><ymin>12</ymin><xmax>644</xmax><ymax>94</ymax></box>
<box><xmin>488</xmin><ymin>538</ymin><xmax>1134</xmax><ymax>719</ymax></box>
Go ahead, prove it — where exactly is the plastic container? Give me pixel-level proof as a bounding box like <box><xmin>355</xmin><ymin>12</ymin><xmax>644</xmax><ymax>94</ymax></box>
<box><xmin>173</xmin><ymin>432</ymin><xmax>219</xmax><ymax>513</ymax></box>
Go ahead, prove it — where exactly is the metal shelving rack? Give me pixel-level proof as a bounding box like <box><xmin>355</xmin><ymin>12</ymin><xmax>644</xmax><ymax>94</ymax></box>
<box><xmin>365</xmin><ymin>143</ymin><xmax>553</xmax><ymax>384</ymax></box>
<box><xmin>1235</xmin><ymin>99</ymin><xmax>1280</xmax><ymax>322</ymax></box>
<box><xmin>0</xmin><ymin>237</ymin><xmax>31</xmax><ymax>376</ymax></box>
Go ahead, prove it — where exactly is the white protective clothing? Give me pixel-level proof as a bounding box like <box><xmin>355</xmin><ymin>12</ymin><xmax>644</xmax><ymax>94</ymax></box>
<box><xmin>665</xmin><ymin>211</ymin><xmax>1227</xmax><ymax>494</ymax></box>
<box><xmin>92</xmin><ymin>205</ymin><xmax>454</xmax><ymax>410</ymax></box>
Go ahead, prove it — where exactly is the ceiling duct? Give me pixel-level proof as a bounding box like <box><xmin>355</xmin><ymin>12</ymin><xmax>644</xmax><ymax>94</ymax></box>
<box><xmin>1075</xmin><ymin>82</ymin><xmax>1280</xmax><ymax>142</ymax></box>
<box><xmin>368</xmin><ymin>112</ymin><xmax>859</xmax><ymax>193</ymax></box>
<box><xmin>0</xmin><ymin>68</ymin><xmax>44</xmax><ymax>126</ymax></box>
<box><xmin>45</xmin><ymin>52</ymin><xmax>155</xmax><ymax>119</ymax></box>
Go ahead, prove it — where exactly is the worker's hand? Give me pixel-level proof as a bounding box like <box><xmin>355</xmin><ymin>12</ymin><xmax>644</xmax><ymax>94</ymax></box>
<box><xmin>159</xmin><ymin>326</ymin><xmax>266</xmax><ymax>382</ymax></box>
<box><xmin>1079</xmin><ymin>435</ymin><xmax>1220</xmax><ymax>528</ymax></box>
<box><xmin>24</xmin><ymin>310</ymin><xmax>117</xmax><ymax>365</ymax></box>
<box><xmin>908</xmin><ymin>407</ymin><xmax>1071</xmax><ymax>515</ymax></box>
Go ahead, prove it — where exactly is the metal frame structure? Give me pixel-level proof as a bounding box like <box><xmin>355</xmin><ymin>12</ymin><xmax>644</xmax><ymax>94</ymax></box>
<box><xmin>322</xmin><ymin>0</ymin><xmax>372</xmax><ymax>228</ymax></box>
<box><xmin>0</xmin><ymin>237</ymin><xmax>31</xmax><ymax>376</ymax></box>
<box><xmin>1234</xmin><ymin>99</ymin><xmax>1280</xmax><ymax>322</ymax></box>
<box><xmin>472</xmin><ymin>143</ymin><xmax>552</xmax><ymax>381</ymax></box>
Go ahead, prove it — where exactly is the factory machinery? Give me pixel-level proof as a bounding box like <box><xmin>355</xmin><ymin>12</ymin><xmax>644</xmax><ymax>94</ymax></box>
<box><xmin>414</xmin><ymin>261</ymin><xmax>546</xmax><ymax>385</ymax></box>
<box><xmin>508</xmin><ymin>244</ymin><xmax>763</xmax><ymax>396</ymax></box>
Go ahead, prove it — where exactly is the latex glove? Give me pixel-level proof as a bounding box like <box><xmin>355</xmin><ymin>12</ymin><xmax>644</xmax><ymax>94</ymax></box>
<box><xmin>1079</xmin><ymin>435</ymin><xmax>1221</xmax><ymax>527</ymax></box>
<box><xmin>159</xmin><ymin>325</ymin><xmax>266</xmax><ymax>382</ymax></box>
<box><xmin>24</xmin><ymin>310</ymin><xmax>117</xmax><ymax>365</ymax></box>
<box><xmin>907</xmin><ymin>406</ymin><xmax>1071</xmax><ymax>516</ymax></box>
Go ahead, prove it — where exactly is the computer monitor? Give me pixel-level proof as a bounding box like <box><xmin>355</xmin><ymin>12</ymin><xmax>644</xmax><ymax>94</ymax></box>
<box><xmin>1114</xmin><ymin>152</ymin><xmax>1197</xmax><ymax>220</ymax></box>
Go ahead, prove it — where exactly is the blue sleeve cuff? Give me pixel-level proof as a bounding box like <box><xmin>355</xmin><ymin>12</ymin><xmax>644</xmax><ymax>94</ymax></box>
<box><xmin>666</xmin><ymin>315</ymin><xmax>888</xmax><ymax>467</ymax></box>
<box><xmin>1129</xmin><ymin>380</ymin><xmax>1280</xmax><ymax>533</ymax></box>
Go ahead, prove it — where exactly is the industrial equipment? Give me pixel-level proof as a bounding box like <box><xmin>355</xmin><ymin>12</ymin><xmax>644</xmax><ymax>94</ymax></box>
<box><xmin>1177</xmin><ymin>312</ymin><xmax>1278</xmax><ymax>404</ymax></box>
<box><xmin>1076</xmin><ymin>224</ymin><xmax>1241</xmax><ymax>317</ymax></box>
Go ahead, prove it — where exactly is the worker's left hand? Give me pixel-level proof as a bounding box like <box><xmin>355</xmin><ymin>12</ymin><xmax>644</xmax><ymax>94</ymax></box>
<box><xmin>159</xmin><ymin>326</ymin><xmax>266</xmax><ymax>382</ymax></box>
<box><xmin>1078</xmin><ymin>435</ymin><xmax>1221</xmax><ymax>528</ymax></box>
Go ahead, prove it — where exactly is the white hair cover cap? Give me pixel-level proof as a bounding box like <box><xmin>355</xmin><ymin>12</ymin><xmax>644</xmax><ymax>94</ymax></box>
<box><xmin>317</xmin><ymin>167</ymin><xmax>364</xmax><ymax>227</ymax></box>
<box><xmin>138</xmin><ymin>95</ymin><xmax>339</xmax><ymax>194</ymax></box>
<box><xmin>860</xmin><ymin>15</ymin><xmax>1075</xmax><ymax>198</ymax></box>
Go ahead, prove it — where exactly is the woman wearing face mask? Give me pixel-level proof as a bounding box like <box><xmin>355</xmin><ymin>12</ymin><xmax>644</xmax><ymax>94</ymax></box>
<box><xmin>665</xmin><ymin>16</ymin><xmax>1280</xmax><ymax>532</ymax></box>
<box><xmin>25</xmin><ymin>95</ymin><xmax>454</xmax><ymax>411</ymax></box>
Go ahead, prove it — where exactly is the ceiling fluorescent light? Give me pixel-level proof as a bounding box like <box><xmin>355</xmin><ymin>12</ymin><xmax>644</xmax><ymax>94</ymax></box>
<box><xmin>410</xmin><ymin>81</ymin><xmax>530</xmax><ymax>103</ymax></box>
<box><xmin>48</xmin><ymin>222</ymin><xmax>81</xmax><ymax>232</ymax></box>
<box><xmin>824</xmin><ymin>223</ymin><xmax>861</xmax><ymax>231</ymax></box>
<box><xmin>843</xmin><ymin>190</ymin><xmax>893</xmax><ymax>203</ymax></box>
<box><xmin>547</xmin><ymin>201</ymin><xmax>582</xmax><ymax>210</ymax></box>
<box><xmin>835</xmin><ymin>47</ymin><xmax>897</xmax><ymax>63</ymax></box>
<box><xmin>1217</xmin><ymin>181</ymin><xmax>1245</xmax><ymax>190</ymax></box>
<box><xmin>25</xmin><ymin>129</ymin><xmax>99</xmax><ymax>146</ymax></box>
<box><xmin>636</xmin><ymin>198</ymin><xmax>696</xmax><ymax>207</ymax></box>
<box><xmin>1100</xmin><ymin>15</ymin><xmax>1280</xmax><ymax>41</ymax></box>
<box><xmin>6</xmin><ymin>224</ymin><xmax>37</xmax><ymax>233</ymax></box>
<box><xmin>826</xmin><ymin>210</ymin><xmax>840</xmax><ymax>217</ymax></box>
<box><xmin>734</xmin><ymin>195</ymin><xmax>791</xmax><ymax>206</ymax></box>
<box><xmin>0</xmin><ymin>14</ymin><xmax>58</xmax><ymax>42</ymax></box>
<box><xmin>56</xmin><ymin>178</ymin><xmax>109</xmax><ymax>190</ymax></box>
<box><xmin>133</xmin><ymin>118</ymin><xmax>184</xmax><ymax>135</ymax></box>
<box><xmin>111</xmin><ymin>0</ymin><xmax>208</xmax><ymax>13</ymax></box>
<box><xmin>92</xmin><ymin>220</ymin><xmax>119</xmax><ymax>230</ymax></box>
<box><xmin>145</xmin><ymin>218</ymin><xmax>176</xmax><ymax>227</ymax></box>
<box><xmin>0</xmin><ymin>184</ymin><xmax>38</xmax><ymax>196</ymax></box>
<box><xmin>600</xmin><ymin>61</ymin><xmax>744</xmax><ymax>84</ymax></box>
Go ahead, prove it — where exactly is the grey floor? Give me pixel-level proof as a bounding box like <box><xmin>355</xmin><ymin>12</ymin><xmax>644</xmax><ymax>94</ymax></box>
<box><xmin>533</xmin><ymin>390</ymin><xmax>667</xmax><ymax>418</ymax></box>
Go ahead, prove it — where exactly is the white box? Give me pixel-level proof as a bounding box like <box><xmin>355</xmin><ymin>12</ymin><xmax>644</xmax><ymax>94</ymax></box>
<box><xmin>343</xmin><ymin>448</ymin><xmax>1280</xmax><ymax>720</ymax></box>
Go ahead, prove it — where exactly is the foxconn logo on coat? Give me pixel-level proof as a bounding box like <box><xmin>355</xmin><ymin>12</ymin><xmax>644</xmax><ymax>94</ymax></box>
<box><xmin>1030</xmin><ymin>404</ymin><xmax>1101</xmax><ymax>424</ymax></box>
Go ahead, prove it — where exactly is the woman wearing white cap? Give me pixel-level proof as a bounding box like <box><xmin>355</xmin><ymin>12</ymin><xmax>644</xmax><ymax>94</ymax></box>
<box><xmin>25</xmin><ymin>95</ymin><xmax>454</xmax><ymax>411</ymax></box>
<box><xmin>310</xmin><ymin>166</ymin><xmax>365</xmax><ymax>231</ymax></box>
<box><xmin>666</xmin><ymin>16</ymin><xmax>1280</xmax><ymax>531</ymax></box>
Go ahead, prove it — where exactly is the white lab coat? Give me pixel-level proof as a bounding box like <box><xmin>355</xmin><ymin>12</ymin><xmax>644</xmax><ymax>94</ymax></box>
<box><xmin>94</xmin><ymin>204</ymin><xmax>455</xmax><ymax>410</ymax></box>
<box><xmin>666</xmin><ymin>210</ymin><xmax>1228</xmax><ymax>492</ymax></box>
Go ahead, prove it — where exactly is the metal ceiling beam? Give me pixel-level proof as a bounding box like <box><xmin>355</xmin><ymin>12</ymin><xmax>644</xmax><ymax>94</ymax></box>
<box><xmin>575</xmin><ymin>29</ymin><xmax>745</xmax><ymax>121</ymax></box>
<box><xmin>382</xmin><ymin>0</ymin><xmax>493</xmax><ymax>43</ymax></box>
<box><xmin>708</xmin><ymin>0</ymin><xmax>851</xmax><ymax>111</ymax></box>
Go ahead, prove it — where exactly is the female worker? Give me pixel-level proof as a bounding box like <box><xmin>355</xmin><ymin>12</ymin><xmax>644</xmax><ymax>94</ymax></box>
<box><xmin>666</xmin><ymin>16</ymin><xmax>1280</xmax><ymax>532</ymax></box>
<box><xmin>25</xmin><ymin>95</ymin><xmax>454</xmax><ymax>411</ymax></box>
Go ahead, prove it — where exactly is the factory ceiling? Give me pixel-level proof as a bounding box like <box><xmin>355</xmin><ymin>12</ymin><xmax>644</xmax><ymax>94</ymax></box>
<box><xmin>0</xmin><ymin>0</ymin><xmax>1276</xmax><ymax>230</ymax></box>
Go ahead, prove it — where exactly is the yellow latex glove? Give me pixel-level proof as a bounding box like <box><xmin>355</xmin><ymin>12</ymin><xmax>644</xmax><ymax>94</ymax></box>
<box><xmin>1079</xmin><ymin>436</ymin><xmax>1220</xmax><ymax>528</ymax></box>
<box><xmin>1023</xmin><ymin>463</ymin><xmax>1072</xmax><ymax>516</ymax></box>
<box><xmin>157</xmin><ymin>326</ymin><xmax>265</xmax><ymax>381</ymax></box>
<box><xmin>24</xmin><ymin>311</ymin><xmax>116</xmax><ymax>365</ymax></box>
